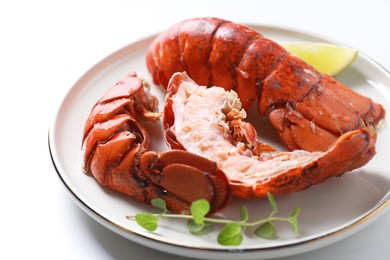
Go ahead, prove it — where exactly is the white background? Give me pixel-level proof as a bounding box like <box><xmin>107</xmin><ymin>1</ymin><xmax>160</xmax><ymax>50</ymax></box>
<box><xmin>1</xmin><ymin>0</ymin><xmax>389</xmax><ymax>259</ymax></box>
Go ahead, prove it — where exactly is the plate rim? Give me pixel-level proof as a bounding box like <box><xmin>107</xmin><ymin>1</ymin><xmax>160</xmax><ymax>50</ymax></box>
<box><xmin>48</xmin><ymin>23</ymin><xmax>390</xmax><ymax>259</ymax></box>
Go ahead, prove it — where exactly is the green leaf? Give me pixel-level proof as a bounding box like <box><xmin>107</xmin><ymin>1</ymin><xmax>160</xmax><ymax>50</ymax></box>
<box><xmin>135</xmin><ymin>213</ymin><xmax>158</xmax><ymax>231</ymax></box>
<box><xmin>291</xmin><ymin>207</ymin><xmax>300</xmax><ymax>218</ymax></box>
<box><xmin>267</xmin><ymin>192</ymin><xmax>278</xmax><ymax>215</ymax></box>
<box><xmin>217</xmin><ymin>222</ymin><xmax>243</xmax><ymax>246</ymax></box>
<box><xmin>288</xmin><ymin>207</ymin><xmax>301</xmax><ymax>234</ymax></box>
<box><xmin>187</xmin><ymin>219</ymin><xmax>211</xmax><ymax>235</ymax></box>
<box><xmin>240</xmin><ymin>206</ymin><xmax>249</xmax><ymax>222</ymax></box>
<box><xmin>187</xmin><ymin>219</ymin><xmax>205</xmax><ymax>234</ymax></box>
<box><xmin>255</xmin><ymin>221</ymin><xmax>276</xmax><ymax>239</ymax></box>
<box><xmin>151</xmin><ymin>198</ymin><xmax>167</xmax><ymax>212</ymax></box>
<box><xmin>126</xmin><ymin>192</ymin><xmax>302</xmax><ymax>247</ymax></box>
<box><xmin>190</xmin><ymin>199</ymin><xmax>210</xmax><ymax>225</ymax></box>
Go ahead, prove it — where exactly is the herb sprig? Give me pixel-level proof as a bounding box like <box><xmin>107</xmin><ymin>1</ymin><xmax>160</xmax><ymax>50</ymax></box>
<box><xmin>126</xmin><ymin>193</ymin><xmax>300</xmax><ymax>246</ymax></box>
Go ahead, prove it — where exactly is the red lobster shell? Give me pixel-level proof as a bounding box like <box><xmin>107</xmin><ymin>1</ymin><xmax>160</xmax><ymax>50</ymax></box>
<box><xmin>163</xmin><ymin>72</ymin><xmax>377</xmax><ymax>198</ymax></box>
<box><xmin>146</xmin><ymin>17</ymin><xmax>385</xmax><ymax>152</ymax></box>
<box><xmin>81</xmin><ymin>72</ymin><xmax>230</xmax><ymax>214</ymax></box>
<box><xmin>81</xmin><ymin>17</ymin><xmax>386</xmax><ymax>212</ymax></box>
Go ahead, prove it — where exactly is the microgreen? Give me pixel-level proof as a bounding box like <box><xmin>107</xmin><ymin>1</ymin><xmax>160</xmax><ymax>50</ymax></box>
<box><xmin>239</xmin><ymin>206</ymin><xmax>249</xmax><ymax>222</ymax></box>
<box><xmin>190</xmin><ymin>199</ymin><xmax>210</xmax><ymax>224</ymax></box>
<box><xmin>134</xmin><ymin>213</ymin><xmax>158</xmax><ymax>231</ymax></box>
<box><xmin>150</xmin><ymin>198</ymin><xmax>167</xmax><ymax>212</ymax></box>
<box><xmin>217</xmin><ymin>222</ymin><xmax>243</xmax><ymax>246</ymax></box>
<box><xmin>255</xmin><ymin>221</ymin><xmax>276</xmax><ymax>239</ymax></box>
<box><xmin>187</xmin><ymin>219</ymin><xmax>208</xmax><ymax>235</ymax></box>
<box><xmin>126</xmin><ymin>192</ymin><xmax>300</xmax><ymax>246</ymax></box>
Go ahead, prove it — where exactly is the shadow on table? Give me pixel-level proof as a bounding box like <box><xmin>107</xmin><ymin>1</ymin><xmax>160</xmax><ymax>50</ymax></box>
<box><xmin>79</xmin><ymin>207</ymin><xmax>195</xmax><ymax>260</ymax></box>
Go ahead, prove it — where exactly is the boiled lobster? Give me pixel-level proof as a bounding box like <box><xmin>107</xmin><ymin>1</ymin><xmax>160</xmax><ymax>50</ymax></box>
<box><xmin>146</xmin><ymin>17</ymin><xmax>385</xmax><ymax>152</ymax></box>
<box><xmin>82</xmin><ymin>17</ymin><xmax>386</xmax><ymax>214</ymax></box>
<box><xmin>81</xmin><ymin>72</ymin><xmax>230</xmax><ymax>214</ymax></box>
<box><xmin>163</xmin><ymin>72</ymin><xmax>376</xmax><ymax>198</ymax></box>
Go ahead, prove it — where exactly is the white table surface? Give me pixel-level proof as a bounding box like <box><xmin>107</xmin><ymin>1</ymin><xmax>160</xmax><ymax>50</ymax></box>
<box><xmin>1</xmin><ymin>0</ymin><xmax>389</xmax><ymax>259</ymax></box>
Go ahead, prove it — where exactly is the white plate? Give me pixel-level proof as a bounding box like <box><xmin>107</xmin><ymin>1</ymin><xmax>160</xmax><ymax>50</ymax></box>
<box><xmin>49</xmin><ymin>24</ymin><xmax>390</xmax><ymax>259</ymax></box>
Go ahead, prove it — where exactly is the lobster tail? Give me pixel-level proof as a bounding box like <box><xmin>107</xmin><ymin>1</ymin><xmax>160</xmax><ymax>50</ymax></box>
<box><xmin>147</xmin><ymin>17</ymin><xmax>385</xmax><ymax>152</ymax></box>
<box><xmin>81</xmin><ymin>72</ymin><xmax>231</xmax><ymax>214</ymax></box>
<box><xmin>163</xmin><ymin>72</ymin><xmax>378</xmax><ymax>198</ymax></box>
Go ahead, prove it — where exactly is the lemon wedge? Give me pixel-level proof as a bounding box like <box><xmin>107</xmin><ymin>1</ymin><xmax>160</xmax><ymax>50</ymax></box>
<box><xmin>282</xmin><ymin>42</ymin><xmax>359</xmax><ymax>76</ymax></box>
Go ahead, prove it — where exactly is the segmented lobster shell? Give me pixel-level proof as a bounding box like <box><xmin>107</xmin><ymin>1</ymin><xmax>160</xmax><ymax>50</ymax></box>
<box><xmin>81</xmin><ymin>72</ymin><xmax>230</xmax><ymax>214</ymax></box>
<box><xmin>147</xmin><ymin>17</ymin><xmax>385</xmax><ymax>152</ymax></box>
<box><xmin>163</xmin><ymin>72</ymin><xmax>377</xmax><ymax>198</ymax></box>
